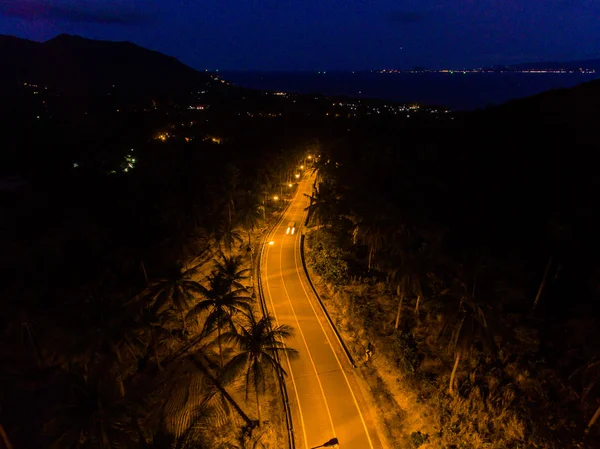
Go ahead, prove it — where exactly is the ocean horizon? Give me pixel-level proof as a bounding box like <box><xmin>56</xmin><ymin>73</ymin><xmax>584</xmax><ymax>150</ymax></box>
<box><xmin>220</xmin><ymin>71</ymin><xmax>600</xmax><ymax>111</ymax></box>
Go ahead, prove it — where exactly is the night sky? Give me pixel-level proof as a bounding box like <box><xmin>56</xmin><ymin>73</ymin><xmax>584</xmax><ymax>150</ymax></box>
<box><xmin>1</xmin><ymin>0</ymin><xmax>599</xmax><ymax>71</ymax></box>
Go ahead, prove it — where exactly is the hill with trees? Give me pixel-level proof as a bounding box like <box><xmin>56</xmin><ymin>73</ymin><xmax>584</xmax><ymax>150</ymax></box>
<box><xmin>2</xmin><ymin>32</ymin><xmax>600</xmax><ymax>449</ymax></box>
<box><xmin>0</xmin><ymin>33</ymin><xmax>220</xmax><ymax>99</ymax></box>
<box><xmin>301</xmin><ymin>78</ymin><xmax>600</xmax><ymax>448</ymax></box>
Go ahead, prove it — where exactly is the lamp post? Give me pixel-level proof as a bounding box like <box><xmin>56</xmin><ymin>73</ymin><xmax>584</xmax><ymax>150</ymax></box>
<box><xmin>310</xmin><ymin>438</ymin><xmax>339</xmax><ymax>449</ymax></box>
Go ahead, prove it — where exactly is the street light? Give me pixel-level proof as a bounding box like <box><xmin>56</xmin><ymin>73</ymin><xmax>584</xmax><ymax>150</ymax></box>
<box><xmin>300</xmin><ymin>165</ymin><xmax>304</xmax><ymax>169</ymax></box>
<box><xmin>269</xmin><ymin>241</ymin><xmax>275</xmax><ymax>246</ymax></box>
<box><xmin>288</xmin><ymin>183</ymin><xmax>293</xmax><ymax>188</ymax></box>
<box><xmin>295</xmin><ymin>173</ymin><xmax>300</xmax><ymax>179</ymax></box>
<box><xmin>310</xmin><ymin>438</ymin><xmax>339</xmax><ymax>448</ymax></box>
<box><xmin>308</xmin><ymin>155</ymin><xmax>312</xmax><ymax>159</ymax></box>
<box><xmin>273</xmin><ymin>195</ymin><xmax>279</xmax><ymax>201</ymax></box>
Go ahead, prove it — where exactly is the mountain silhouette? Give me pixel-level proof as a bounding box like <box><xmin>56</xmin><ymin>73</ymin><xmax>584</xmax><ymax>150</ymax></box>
<box><xmin>0</xmin><ymin>33</ymin><xmax>218</xmax><ymax>100</ymax></box>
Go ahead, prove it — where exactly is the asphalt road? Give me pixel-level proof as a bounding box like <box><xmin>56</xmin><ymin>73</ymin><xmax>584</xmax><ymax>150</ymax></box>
<box><xmin>261</xmin><ymin>173</ymin><xmax>382</xmax><ymax>449</ymax></box>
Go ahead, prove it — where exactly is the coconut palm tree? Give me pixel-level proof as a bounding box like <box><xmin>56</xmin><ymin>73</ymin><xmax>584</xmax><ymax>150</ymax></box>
<box><xmin>143</xmin><ymin>263</ymin><xmax>204</xmax><ymax>330</ymax></box>
<box><xmin>212</xmin><ymin>252</ymin><xmax>251</xmax><ymax>291</ymax></box>
<box><xmin>157</xmin><ymin>357</ymin><xmax>230</xmax><ymax>445</ymax></box>
<box><xmin>222</xmin><ymin>312</ymin><xmax>298</xmax><ymax>426</ymax></box>
<box><xmin>44</xmin><ymin>371</ymin><xmax>142</xmax><ymax>449</ymax></box>
<box><xmin>187</xmin><ymin>272</ymin><xmax>253</xmax><ymax>366</ymax></box>
<box><xmin>215</xmin><ymin>428</ymin><xmax>267</xmax><ymax>449</ymax></box>
<box><xmin>235</xmin><ymin>191</ymin><xmax>263</xmax><ymax>289</ymax></box>
<box><xmin>354</xmin><ymin>218</ymin><xmax>390</xmax><ymax>272</ymax></box>
<box><xmin>236</xmin><ymin>191</ymin><xmax>263</xmax><ymax>248</ymax></box>
<box><xmin>214</xmin><ymin>219</ymin><xmax>244</xmax><ymax>254</ymax></box>
<box><xmin>442</xmin><ymin>294</ymin><xmax>500</xmax><ymax>394</ymax></box>
<box><xmin>569</xmin><ymin>355</ymin><xmax>600</xmax><ymax>436</ymax></box>
<box><xmin>222</xmin><ymin>164</ymin><xmax>241</xmax><ymax>225</ymax></box>
<box><xmin>188</xmin><ymin>353</ymin><xmax>254</xmax><ymax>429</ymax></box>
<box><xmin>136</xmin><ymin>300</ymin><xmax>176</xmax><ymax>372</ymax></box>
<box><xmin>304</xmin><ymin>180</ymin><xmax>338</xmax><ymax>232</ymax></box>
<box><xmin>65</xmin><ymin>294</ymin><xmax>145</xmax><ymax>377</ymax></box>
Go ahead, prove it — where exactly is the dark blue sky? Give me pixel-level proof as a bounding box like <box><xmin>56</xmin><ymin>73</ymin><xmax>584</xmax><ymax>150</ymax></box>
<box><xmin>1</xmin><ymin>0</ymin><xmax>599</xmax><ymax>71</ymax></box>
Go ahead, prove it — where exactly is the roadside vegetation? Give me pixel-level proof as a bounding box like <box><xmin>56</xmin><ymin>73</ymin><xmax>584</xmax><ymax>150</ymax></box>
<box><xmin>303</xmin><ymin>112</ymin><xmax>600</xmax><ymax>449</ymax></box>
<box><xmin>0</xmin><ymin>113</ymin><xmax>309</xmax><ymax>449</ymax></box>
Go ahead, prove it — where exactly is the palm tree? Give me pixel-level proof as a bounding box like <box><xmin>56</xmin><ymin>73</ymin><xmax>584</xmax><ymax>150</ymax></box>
<box><xmin>143</xmin><ymin>263</ymin><xmax>204</xmax><ymax>330</ymax></box>
<box><xmin>531</xmin><ymin>217</ymin><xmax>572</xmax><ymax>313</ymax></box>
<box><xmin>187</xmin><ymin>272</ymin><xmax>253</xmax><ymax>366</ymax></box>
<box><xmin>212</xmin><ymin>252</ymin><xmax>251</xmax><ymax>291</ymax></box>
<box><xmin>354</xmin><ymin>219</ymin><xmax>389</xmax><ymax>272</ymax></box>
<box><xmin>66</xmin><ymin>294</ymin><xmax>145</xmax><ymax>377</ymax></box>
<box><xmin>137</xmin><ymin>300</ymin><xmax>176</xmax><ymax>372</ymax></box>
<box><xmin>158</xmin><ymin>358</ymin><xmax>229</xmax><ymax>445</ymax></box>
<box><xmin>236</xmin><ymin>191</ymin><xmax>263</xmax><ymax>248</ymax></box>
<box><xmin>215</xmin><ymin>428</ymin><xmax>267</xmax><ymax>449</ymax></box>
<box><xmin>393</xmin><ymin>273</ymin><xmax>411</xmax><ymax>331</ymax></box>
<box><xmin>304</xmin><ymin>180</ymin><xmax>338</xmax><ymax>233</ymax></box>
<box><xmin>235</xmin><ymin>191</ymin><xmax>263</xmax><ymax>289</ymax></box>
<box><xmin>44</xmin><ymin>371</ymin><xmax>142</xmax><ymax>449</ymax></box>
<box><xmin>442</xmin><ymin>294</ymin><xmax>500</xmax><ymax>394</ymax></box>
<box><xmin>214</xmin><ymin>219</ymin><xmax>244</xmax><ymax>254</ymax></box>
<box><xmin>222</xmin><ymin>312</ymin><xmax>298</xmax><ymax>426</ymax></box>
<box><xmin>188</xmin><ymin>353</ymin><xmax>255</xmax><ymax>429</ymax></box>
<box><xmin>222</xmin><ymin>164</ymin><xmax>241</xmax><ymax>224</ymax></box>
<box><xmin>569</xmin><ymin>355</ymin><xmax>600</xmax><ymax>436</ymax></box>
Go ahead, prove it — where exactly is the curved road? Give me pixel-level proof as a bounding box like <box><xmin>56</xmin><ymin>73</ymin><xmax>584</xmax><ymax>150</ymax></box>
<box><xmin>261</xmin><ymin>173</ymin><xmax>382</xmax><ymax>449</ymax></box>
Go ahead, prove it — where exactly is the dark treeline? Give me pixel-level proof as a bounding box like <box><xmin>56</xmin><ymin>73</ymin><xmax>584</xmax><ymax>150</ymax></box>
<box><xmin>0</xmin><ymin>108</ymin><xmax>309</xmax><ymax>448</ymax></box>
<box><xmin>304</xmin><ymin>80</ymin><xmax>600</xmax><ymax>447</ymax></box>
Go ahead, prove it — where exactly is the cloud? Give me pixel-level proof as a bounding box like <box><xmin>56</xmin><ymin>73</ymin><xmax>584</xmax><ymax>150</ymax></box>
<box><xmin>0</xmin><ymin>0</ymin><xmax>153</xmax><ymax>25</ymax></box>
<box><xmin>387</xmin><ymin>10</ymin><xmax>429</xmax><ymax>25</ymax></box>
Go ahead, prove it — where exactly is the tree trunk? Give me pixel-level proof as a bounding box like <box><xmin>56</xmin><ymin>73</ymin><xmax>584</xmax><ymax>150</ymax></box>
<box><xmin>394</xmin><ymin>285</ymin><xmax>403</xmax><ymax>330</ymax></box>
<box><xmin>248</xmin><ymin>230</ymin><xmax>255</xmax><ymax>296</ymax></box>
<box><xmin>554</xmin><ymin>264</ymin><xmax>562</xmax><ymax>282</ymax></box>
<box><xmin>532</xmin><ymin>257</ymin><xmax>552</xmax><ymax>312</ymax></box>
<box><xmin>180</xmin><ymin>310</ymin><xmax>186</xmax><ymax>331</ymax></box>
<box><xmin>368</xmin><ymin>247</ymin><xmax>374</xmax><ymax>272</ymax></box>
<box><xmin>165</xmin><ymin>334</ymin><xmax>205</xmax><ymax>364</ymax></box>
<box><xmin>586</xmin><ymin>403</ymin><xmax>600</xmax><ymax>435</ymax></box>
<box><xmin>141</xmin><ymin>260</ymin><xmax>149</xmax><ymax>285</ymax></box>
<box><xmin>151</xmin><ymin>327</ymin><xmax>162</xmax><ymax>371</ymax></box>
<box><xmin>255</xmin><ymin>386</ymin><xmax>262</xmax><ymax>427</ymax></box>
<box><xmin>0</xmin><ymin>424</ymin><xmax>14</xmax><ymax>449</ymax></box>
<box><xmin>414</xmin><ymin>295</ymin><xmax>421</xmax><ymax>317</ymax></box>
<box><xmin>190</xmin><ymin>355</ymin><xmax>254</xmax><ymax>428</ymax></box>
<box><xmin>449</xmin><ymin>351</ymin><xmax>461</xmax><ymax>394</ymax></box>
<box><xmin>218</xmin><ymin>326</ymin><xmax>224</xmax><ymax>367</ymax></box>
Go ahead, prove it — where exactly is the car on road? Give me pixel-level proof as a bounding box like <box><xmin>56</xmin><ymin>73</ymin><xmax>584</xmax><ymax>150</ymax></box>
<box><xmin>286</xmin><ymin>221</ymin><xmax>296</xmax><ymax>235</ymax></box>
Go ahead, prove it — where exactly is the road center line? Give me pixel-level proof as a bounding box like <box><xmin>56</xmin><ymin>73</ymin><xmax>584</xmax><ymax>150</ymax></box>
<box><xmin>277</xmin><ymin>178</ymin><xmax>337</xmax><ymax>439</ymax></box>
<box><xmin>293</xmin><ymin>176</ymin><xmax>376</xmax><ymax>449</ymax></box>
<box><xmin>262</xmin><ymin>191</ymin><xmax>308</xmax><ymax>449</ymax></box>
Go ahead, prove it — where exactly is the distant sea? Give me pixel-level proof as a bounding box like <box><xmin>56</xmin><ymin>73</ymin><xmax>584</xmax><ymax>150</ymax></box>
<box><xmin>220</xmin><ymin>71</ymin><xmax>600</xmax><ymax>111</ymax></box>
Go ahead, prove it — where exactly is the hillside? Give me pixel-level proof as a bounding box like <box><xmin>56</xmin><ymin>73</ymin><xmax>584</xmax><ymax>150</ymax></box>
<box><xmin>482</xmin><ymin>77</ymin><xmax>600</xmax><ymax>123</ymax></box>
<box><xmin>0</xmin><ymin>33</ymin><xmax>221</xmax><ymax>103</ymax></box>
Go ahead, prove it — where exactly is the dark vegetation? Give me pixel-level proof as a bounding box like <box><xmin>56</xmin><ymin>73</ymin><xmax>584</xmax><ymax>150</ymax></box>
<box><xmin>0</xmin><ymin>35</ymin><xmax>314</xmax><ymax>446</ymax></box>
<box><xmin>2</xmin><ymin>33</ymin><xmax>599</xmax><ymax>449</ymax></box>
<box><xmin>0</xmin><ymin>103</ymin><xmax>308</xmax><ymax>447</ymax></box>
<box><xmin>303</xmin><ymin>78</ymin><xmax>600</xmax><ymax>447</ymax></box>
